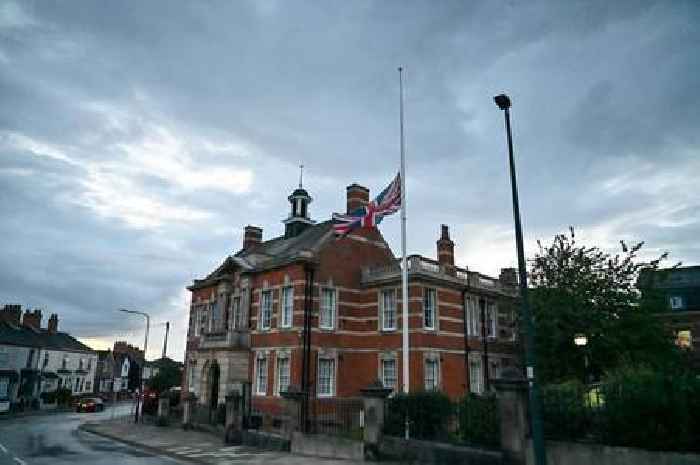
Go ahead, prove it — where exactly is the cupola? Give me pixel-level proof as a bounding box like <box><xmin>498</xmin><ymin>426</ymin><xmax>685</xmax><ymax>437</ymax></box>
<box><xmin>283</xmin><ymin>165</ymin><xmax>315</xmax><ymax>238</ymax></box>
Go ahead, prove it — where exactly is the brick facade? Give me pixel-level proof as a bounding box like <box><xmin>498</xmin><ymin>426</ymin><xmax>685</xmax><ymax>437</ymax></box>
<box><xmin>183</xmin><ymin>182</ymin><xmax>520</xmax><ymax>415</ymax></box>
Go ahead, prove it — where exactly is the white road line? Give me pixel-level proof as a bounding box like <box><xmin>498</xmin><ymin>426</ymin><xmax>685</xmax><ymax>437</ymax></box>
<box><xmin>0</xmin><ymin>443</ymin><xmax>7</xmax><ymax>453</ymax></box>
<box><xmin>13</xmin><ymin>457</ymin><xmax>27</xmax><ymax>465</ymax></box>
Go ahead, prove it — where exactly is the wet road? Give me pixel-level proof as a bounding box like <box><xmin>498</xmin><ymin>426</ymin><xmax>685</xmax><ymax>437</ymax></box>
<box><xmin>0</xmin><ymin>404</ymin><xmax>186</xmax><ymax>465</ymax></box>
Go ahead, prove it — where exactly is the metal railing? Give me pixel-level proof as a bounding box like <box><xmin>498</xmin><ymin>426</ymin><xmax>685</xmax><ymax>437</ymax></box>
<box><xmin>308</xmin><ymin>397</ymin><xmax>364</xmax><ymax>438</ymax></box>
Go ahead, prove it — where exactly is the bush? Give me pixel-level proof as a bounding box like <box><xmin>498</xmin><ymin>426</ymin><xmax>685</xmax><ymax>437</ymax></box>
<box><xmin>383</xmin><ymin>391</ymin><xmax>454</xmax><ymax>441</ymax></box>
<box><xmin>458</xmin><ymin>394</ymin><xmax>499</xmax><ymax>447</ymax></box>
<box><xmin>541</xmin><ymin>381</ymin><xmax>594</xmax><ymax>441</ymax></box>
<box><xmin>541</xmin><ymin>366</ymin><xmax>700</xmax><ymax>452</ymax></box>
<box><xmin>42</xmin><ymin>388</ymin><xmax>73</xmax><ymax>406</ymax></box>
<box><xmin>599</xmin><ymin>365</ymin><xmax>700</xmax><ymax>452</ymax></box>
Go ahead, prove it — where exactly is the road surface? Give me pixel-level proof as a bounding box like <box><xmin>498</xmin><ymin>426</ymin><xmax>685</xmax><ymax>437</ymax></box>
<box><xmin>0</xmin><ymin>403</ymin><xmax>186</xmax><ymax>465</ymax></box>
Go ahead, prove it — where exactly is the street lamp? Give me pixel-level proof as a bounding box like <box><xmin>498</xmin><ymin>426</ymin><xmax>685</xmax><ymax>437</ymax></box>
<box><xmin>574</xmin><ymin>334</ymin><xmax>589</xmax><ymax>384</ymax></box>
<box><xmin>118</xmin><ymin>308</ymin><xmax>150</xmax><ymax>423</ymax></box>
<box><xmin>494</xmin><ymin>93</ymin><xmax>547</xmax><ymax>465</ymax></box>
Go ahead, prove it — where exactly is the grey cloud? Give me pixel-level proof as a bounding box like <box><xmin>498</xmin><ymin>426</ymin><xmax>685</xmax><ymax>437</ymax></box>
<box><xmin>0</xmin><ymin>0</ymin><xmax>698</xmax><ymax>360</ymax></box>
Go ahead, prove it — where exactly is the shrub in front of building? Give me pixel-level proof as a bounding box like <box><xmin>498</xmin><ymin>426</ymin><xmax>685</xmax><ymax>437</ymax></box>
<box><xmin>457</xmin><ymin>394</ymin><xmax>499</xmax><ymax>448</ymax></box>
<box><xmin>383</xmin><ymin>391</ymin><xmax>454</xmax><ymax>441</ymax></box>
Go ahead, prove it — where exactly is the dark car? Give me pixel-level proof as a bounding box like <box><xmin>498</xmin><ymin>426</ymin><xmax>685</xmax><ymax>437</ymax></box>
<box><xmin>76</xmin><ymin>397</ymin><xmax>105</xmax><ymax>413</ymax></box>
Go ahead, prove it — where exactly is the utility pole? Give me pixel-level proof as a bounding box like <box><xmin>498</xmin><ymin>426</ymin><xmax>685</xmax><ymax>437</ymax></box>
<box><xmin>162</xmin><ymin>322</ymin><xmax>169</xmax><ymax>359</ymax></box>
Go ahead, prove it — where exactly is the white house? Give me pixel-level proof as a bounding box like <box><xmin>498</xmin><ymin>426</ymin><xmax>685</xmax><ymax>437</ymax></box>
<box><xmin>0</xmin><ymin>306</ymin><xmax>97</xmax><ymax>410</ymax></box>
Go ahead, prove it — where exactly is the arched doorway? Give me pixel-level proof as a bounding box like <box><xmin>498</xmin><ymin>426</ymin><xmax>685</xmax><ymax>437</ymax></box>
<box><xmin>207</xmin><ymin>361</ymin><xmax>220</xmax><ymax>421</ymax></box>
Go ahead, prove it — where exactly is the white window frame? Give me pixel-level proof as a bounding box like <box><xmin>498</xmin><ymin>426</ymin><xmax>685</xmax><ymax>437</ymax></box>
<box><xmin>320</xmin><ymin>288</ymin><xmax>336</xmax><ymax>330</ymax></box>
<box><xmin>381</xmin><ymin>358</ymin><xmax>397</xmax><ymax>391</ymax></box>
<box><xmin>469</xmin><ymin>357</ymin><xmax>483</xmax><ymax>394</ymax></box>
<box><xmin>281</xmin><ymin>286</ymin><xmax>294</xmax><ymax>328</ymax></box>
<box><xmin>231</xmin><ymin>296</ymin><xmax>242</xmax><ymax>329</ymax></box>
<box><xmin>193</xmin><ymin>305</ymin><xmax>201</xmax><ymax>336</ymax></box>
<box><xmin>670</xmin><ymin>296</ymin><xmax>683</xmax><ymax>310</ymax></box>
<box><xmin>424</xmin><ymin>288</ymin><xmax>437</xmax><ymax>330</ymax></box>
<box><xmin>276</xmin><ymin>355</ymin><xmax>290</xmax><ymax>396</ymax></box>
<box><xmin>380</xmin><ymin>289</ymin><xmax>397</xmax><ymax>331</ymax></box>
<box><xmin>424</xmin><ymin>358</ymin><xmax>439</xmax><ymax>391</ymax></box>
<box><xmin>260</xmin><ymin>290</ymin><xmax>273</xmax><ymax>330</ymax></box>
<box><xmin>317</xmin><ymin>357</ymin><xmax>336</xmax><ymax>397</ymax></box>
<box><xmin>255</xmin><ymin>355</ymin><xmax>268</xmax><ymax>395</ymax></box>
<box><xmin>487</xmin><ymin>302</ymin><xmax>497</xmax><ymax>339</ymax></box>
<box><xmin>0</xmin><ymin>377</ymin><xmax>8</xmax><ymax>398</ymax></box>
<box><xmin>465</xmin><ymin>296</ymin><xmax>479</xmax><ymax>336</ymax></box>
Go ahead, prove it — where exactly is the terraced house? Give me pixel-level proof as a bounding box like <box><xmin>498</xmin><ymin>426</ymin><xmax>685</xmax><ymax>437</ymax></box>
<box><xmin>184</xmin><ymin>181</ymin><xmax>520</xmax><ymax>418</ymax></box>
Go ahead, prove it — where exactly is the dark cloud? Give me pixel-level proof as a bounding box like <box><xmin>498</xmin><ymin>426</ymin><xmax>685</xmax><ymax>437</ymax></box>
<box><xmin>0</xmin><ymin>0</ymin><xmax>698</xmax><ymax>360</ymax></box>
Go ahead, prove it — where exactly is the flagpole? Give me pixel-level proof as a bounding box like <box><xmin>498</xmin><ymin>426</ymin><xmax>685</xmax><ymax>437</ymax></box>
<box><xmin>399</xmin><ymin>67</ymin><xmax>409</xmax><ymax>406</ymax></box>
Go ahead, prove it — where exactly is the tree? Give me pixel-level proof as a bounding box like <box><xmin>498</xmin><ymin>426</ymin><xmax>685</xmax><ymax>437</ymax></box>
<box><xmin>146</xmin><ymin>358</ymin><xmax>183</xmax><ymax>393</ymax></box>
<box><xmin>528</xmin><ymin>227</ymin><xmax>682</xmax><ymax>384</ymax></box>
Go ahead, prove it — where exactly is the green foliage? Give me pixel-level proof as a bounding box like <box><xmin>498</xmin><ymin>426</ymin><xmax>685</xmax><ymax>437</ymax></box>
<box><xmin>542</xmin><ymin>381</ymin><xmax>596</xmax><ymax>440</ymax></box>
<box><xmin>39</xmin><ymin>387</ymin><xmax>73</xmax><ymax>405</ymax></box>
<box><xmin>384</xmin><ymin>391</ymin><xmax>454</xmax><ymax>440</ymax></box>
<box><xmin>542</xmin><ymin>364</ymin><xmax>700</xmax><ymax>452</ymax></box>
<box><xmin>529</xmin><ymin>228</ymin><xmax>682</xmax><ymax>384</ymax></box>
<box><xmin>598</xmin><ymin>364</ymin><xmax>700</xmax><ymax>451</ymax></box>
<box><xmin>147</xmin><ymin>360</ymin><xmax>183</xmax><ymax>393</ymax></box>
<box><xmin>457</xmin><ymin>394</ymin><xmax>499</xmax><ymax>447</ymax></box>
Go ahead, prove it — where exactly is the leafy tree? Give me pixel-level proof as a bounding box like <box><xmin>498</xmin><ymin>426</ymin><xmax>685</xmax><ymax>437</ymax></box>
<box><xmin>528</xmin><ymin>227</ymin><xmax>682</xmax><ymax>384</ymax></box>
<box><xmin>147</xmin><ymin>358</ymin><xmax>183</xmax><ymax>393</ymax></box>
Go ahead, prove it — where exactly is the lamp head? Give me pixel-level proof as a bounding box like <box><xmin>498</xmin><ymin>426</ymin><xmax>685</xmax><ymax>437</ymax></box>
<box><xmin>574</xmin><ymin>334</ymin><xmax>588</xmax><ymax>347</ymax></box>
<box><xmin>494</xmin><ymin>94</ymin><xmax>511</xmax><ymax>110</ymax></box>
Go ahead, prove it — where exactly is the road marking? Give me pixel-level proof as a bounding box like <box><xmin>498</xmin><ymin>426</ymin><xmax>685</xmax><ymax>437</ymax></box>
<box><xmin>0</xmin><ymin>443</ymin><xmax>7</xmax><ymax>453</ymax></box>
<box><xmin>13</xmin><ymin>458</ymin><xmax>27</xmax><ymax>465</ymax></box>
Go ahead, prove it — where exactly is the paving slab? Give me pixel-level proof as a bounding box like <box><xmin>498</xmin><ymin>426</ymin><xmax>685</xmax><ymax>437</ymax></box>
<box><xmin>80</xmin><ymin>419</ymin><xmax>370</xmax><ymax>465</ymax></box>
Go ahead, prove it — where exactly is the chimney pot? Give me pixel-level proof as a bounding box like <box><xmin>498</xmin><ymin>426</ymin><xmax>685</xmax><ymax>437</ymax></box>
<box><xmin>48</xmin><ymin>313</ymin><xmax>59</xmax><ymax>334</ymax></box>
<box><xmin>243</xmin><ymin>225</ymin><xmax>263</xmax><ymax>251</ymax></box>
<box><xmin>437</xmin><ymin>224</ymin><xmax>455</xmax><ymax>270</ymax></box>
<box><xmin>346</xmin><ymin>184</ymin><xmax>369</xmax><ymax>214</ymax></box>
<box><xmin>22</xmin><ymin>309</ymin><xmax>42</xmax><ymax>330</ymax></box>
<box><xmin>499</xmin><ymin>268</ymin><xmax>518</xmax><ymax>286</ymax></box>
<box><xmin>0</xmin><ymin>304</ymin><xmax>22</xmax><ymax>326</ymax></box>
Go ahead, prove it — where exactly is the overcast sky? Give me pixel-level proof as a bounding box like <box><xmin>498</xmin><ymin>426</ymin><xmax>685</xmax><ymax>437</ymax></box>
<box><xmin>1</xmin><ymin>0</ymin><xmax>698</xmax><ymax>361</ymax></box>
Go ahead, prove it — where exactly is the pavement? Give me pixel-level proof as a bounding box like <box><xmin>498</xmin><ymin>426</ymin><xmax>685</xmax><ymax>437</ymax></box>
<box><xmin>81</xmin><ymin>419</ymin><xmax>369</xmax><ymax>465</ymax></box>
<box><xmin>0</xmin><ymin>403</ymin><xmax>186</xmax><ymax>465</ymax></box>
<box><xmin>0</xmin><ymin>402</ymin><xmax>369</xmax><ymax>465</ymax></box>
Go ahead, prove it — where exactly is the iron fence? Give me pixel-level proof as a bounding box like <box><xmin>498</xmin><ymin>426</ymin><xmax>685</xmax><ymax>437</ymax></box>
<box><xmin>308</xmin><ymin>397</ymin><xmax>364</xmax><ymax>438</ymax></box>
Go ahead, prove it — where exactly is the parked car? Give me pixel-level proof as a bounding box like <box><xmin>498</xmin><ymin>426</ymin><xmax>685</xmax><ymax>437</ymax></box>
<box><xmin>76</xmin><ymin>397</ymin><xmax>105</xmax><ymax>413</ymax></box>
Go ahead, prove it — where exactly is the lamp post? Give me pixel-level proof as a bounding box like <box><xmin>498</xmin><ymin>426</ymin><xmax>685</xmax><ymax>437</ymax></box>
<box><xmin>494</xmin><ymin>93</ymin><xmax>547</xmax><ymax>465</ymax></box>
<box><xmin>574</xmin><ymin>334</ymin><xmax>589</xmax><ymax>384</ymax></box>
<box><xmin>118</xmin><ymin>308</ymin><xmax>150</xmax><ymax>423</ymax></box>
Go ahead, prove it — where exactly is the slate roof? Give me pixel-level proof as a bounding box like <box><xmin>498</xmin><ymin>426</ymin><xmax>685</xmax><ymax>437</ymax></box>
<box><xmin>191</xmin><ymin>220</ymin><xmax>334</xmax><ymax>289</ymax></box>
<box><xmin>0</xmin><ymin>321</ymin><xmax>95</xmax><ymax>353</ymax></box>
<box><xmin>641</xmin><ymin>265</ymin><xmax>700</xmax><ymax>289</ymax></box>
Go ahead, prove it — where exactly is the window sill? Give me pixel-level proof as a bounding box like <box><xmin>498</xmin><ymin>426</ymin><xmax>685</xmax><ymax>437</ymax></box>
<box><xmin>319</xmin><ymin>326</ymin><xmax>335</xmax><ymax>331</ymax></box>
<box><xmin>317</xmin><ymin>393</ymin><xmax>335</xmax><ymax>398</ymax></box>
<box><xmin>380</xmin><ymin>327</ymin><xmax>397</xmax><ymax>332</ymax></box>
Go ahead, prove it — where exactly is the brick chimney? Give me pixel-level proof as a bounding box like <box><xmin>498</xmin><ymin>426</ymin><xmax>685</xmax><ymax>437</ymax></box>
<box><xmin>22</xmin><ymin>309</ymin><xmax>42</xmax><ymax>330</ymax></box>
<box><xmin>437</xmin><ymin>224</ymin><xmax>455</xmax><ymax>272</ymax></box>
<box><xmin>499</xmin><ymin>267</ymin><xmax>518</xmax><ymax>286</ymax></box>
<box><xmin>346</xmin><ymin>184</ymin><xmax>369</xmax><ymax>214</ymax></box>
<box><xmin>243</xmin><ymin>225</ymin><xmax>263</xmax><ymax>251</ymax></box>
<box><xmin>48</xmin><ymin>313</ymin><xmax>59</xmax><ymax>334</ymax></box>
<box><xmin>0</xmin><ymin>304</ymin><xmax>22</xmax><ymax>326</ymax></box>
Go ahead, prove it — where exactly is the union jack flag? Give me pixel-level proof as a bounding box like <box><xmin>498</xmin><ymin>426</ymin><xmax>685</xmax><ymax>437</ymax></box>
<box><xmin>332</xmin><ymin>173</ymin><xmax>401</xmax><ymax>236</ymax></box>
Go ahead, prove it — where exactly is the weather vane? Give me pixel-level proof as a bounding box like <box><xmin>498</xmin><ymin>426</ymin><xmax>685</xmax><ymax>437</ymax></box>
<box><xmin>299</xmin><ymin>164</ymin><xmax>304</xmax><ymax>188</ymax></box>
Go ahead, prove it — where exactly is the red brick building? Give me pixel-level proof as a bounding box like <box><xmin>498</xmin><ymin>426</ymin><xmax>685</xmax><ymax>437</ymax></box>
<box><xmin>184</xmin><ymin>181</ymin><xmax>520</xmax><ymax>416</ymax></box>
